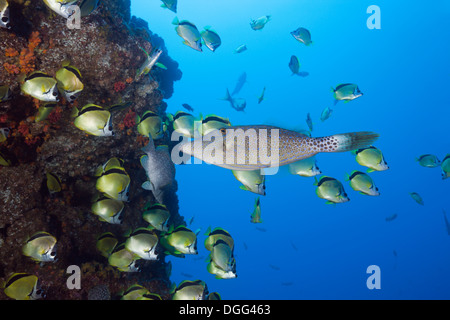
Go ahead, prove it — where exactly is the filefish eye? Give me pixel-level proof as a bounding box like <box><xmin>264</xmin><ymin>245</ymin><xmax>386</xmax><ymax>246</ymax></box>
<box><xmin>1</xmin><ymin>17</ymin><xmax>8</xmax><ymax>23</ymax></box>
<box><xmin>51</xmin><ymin>251</ymin><xmax>56</xmax><ymax>257</ymax></box>
<box><xmin>70</xmin><ymin>95</ymin><xmax>76</xmax><ymax>101</ymax></box>
<box><xmin>52</xmin><ymin>92</ymin><xmax>58</xmax><ymax>97</ymax></box>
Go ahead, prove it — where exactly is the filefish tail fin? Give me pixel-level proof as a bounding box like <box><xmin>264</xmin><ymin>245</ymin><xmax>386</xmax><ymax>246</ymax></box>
<box><xmin>314</xmin><ymin>131</ymin><xmax>380</xmax><ymax>154</ymax></box>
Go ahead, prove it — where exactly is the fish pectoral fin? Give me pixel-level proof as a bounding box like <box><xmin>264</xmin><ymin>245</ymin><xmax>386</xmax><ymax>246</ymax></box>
<box><xmin>142</xmin><ymin>181</ymin><xmax>153</xmax><ymax>191</ymax></box>
<box><xmin>140</xmin><ymin>155</ymin><xmax>149</xmax><ymax>167</ymax></box>
<box><xmin>239</xmin><ymin>185</ymin><xmax>249</xmax><ymax>191</ymax></box>
<box><xmin>155</xmin><ymin>62</ymin><xmax>167</xmax><ymax>70</ymax></box>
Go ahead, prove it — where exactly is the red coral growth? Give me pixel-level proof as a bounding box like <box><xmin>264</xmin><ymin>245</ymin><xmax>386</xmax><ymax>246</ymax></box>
<box><xmin>17</xmin><ymin>121</ymin><xmax>30</xmax><ymax>136</ymax></box>
<box><xmin>5</xmin><ymin>48</ymin><xmax>19</xmax><ymax>57</ymax></box>
<box><xmin>114</xmin><ymin>81</ymin><xmax>126</xmax><ymax>93</ymax></box>
<box><xmin>3</xmin><ymin>62</ymin><xmax>20</xmax><ymax>75</ymax></box>
<box><xmin>24</xmin><ymin>135</ymin><xmax>40</xmax><ymax>146</ymax></box>
<box><xmin>28</xmin><ymin>31</ymin><xmax>42</xmax><ymax>51</ymax></box>
<box><xmin>19</xmin><ymin>31</ymin><xmax>41</xmax><ymax>74</ymax></box>
<box><xmin>48</xmin><ymin>106</ymin><xmax>63</xmax><ymax>124</ymax></box>
<box><xmin>121</xmin><ymin>109</ymin><xmax>136</xmax><ymax>129</ymax></box>
<box><xmin>125</xmin><ymin>77</ymin><xmax>133</xmax><ymax>84</ymax></box>
<box><xmin>0</xmin><ymin>114</ymin><xmax>7</xmax><ymax>123</ymax></box>
<box><xmin>136</xmin><ymin>135</ymin><xmax>149</xmax><ymax>147</ymax></box>
<box><xmin>19</xmin><ymin>48</ymin><xmax>36</xmax><ymax>74</ymax></box>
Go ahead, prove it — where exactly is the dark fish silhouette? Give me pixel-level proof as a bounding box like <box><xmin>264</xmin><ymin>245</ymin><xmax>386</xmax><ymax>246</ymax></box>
<box><xmin>182</xmin><ymin>103</ymin><xmax>194</xmax><ymax>112</ymax></box>
<box><xmin>231</xmin><ymin>72</ymin><xmax>247</xmax><ymax>96</ymax></box>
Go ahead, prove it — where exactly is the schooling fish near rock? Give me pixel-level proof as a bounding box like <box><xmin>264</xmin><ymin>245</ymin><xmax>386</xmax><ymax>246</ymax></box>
<box><xmin>0</xmin><ymin>85</ymin><xmax>12</xmax><ymax>102</ymax></box>
<box><xmin>35</xmin><ymin>102</ymin><xmax>57</xmax><ymax>123</ymax></box>
<box><xmin>233</xmin><ymin>44</ymin><xmax>247</xmax><ymax>54</ymax></box>
<box><xmin>250</xmin><ymin>197</ymin><xmax>262</xmax><ymax>223</ymax></box>
<box><xmin>142</xmin><ymin>203</ymin><xmax>171</xmax><ymax>232</ymax></box>
<box><xmin>79</xmin><ymin>0</ymin><xmax>101</xmax><ymax>17</ymax></box>
<box><xmin>91</xmin><ymin>195</ymin><xmax>125</xmax><ymax>224</ymax></box>
<box><xmin>354</xmin><ymin>146</ymin><xmax>389</xmax><ymax>172</ymax></box>
<box><xmin>136</xmin><ymin>110</ymin><xmax>166</xmax><ymax>140</ymax></box>
<box><xmin>346</xmin><ymin>170</ymin><xmax>380</xmax><ymax>196</ymax></box>
<box><xmin>289</xmin><ymin>156</ymin><xmax>321</xmax><ymax>177</ymax></box>
<box><xmin>201</xmin><ymin>115</ymin><xmax>231</xmax><ymax>136</ymax></box>
<box><xmin>43</xmin><ymin>0</ymin><xmax>78</xmax><ymax>19</ymax></box>
<box><xmin>250</xmin><ymin>15</ymin><xmax>271</xmax><ymax>30</ymax></box>
<box><xmin>55</xmin><ymin>62</ymin><xmax>84</xmax><ymax>103</ymax></box>
<box><xmin>96</xmin><ymin>232</ymin><xmax>118</xmax><ymax>258</ymax></box>
<box><xmin>3</xmin><ymin>273</ymin><xmax>44</xmax><ymax>300</ymax></box>
<box><xmin>72</xmin><ymin>104</ymin><xmax>113</xmax><ymax>137</ymax></box>
<box><xmin>172</xmin><ymin>17</ymin><xmax>202</xmax><ymax>52</ymax></box>
<box><xmin>207</xmin><ymin>239</ymin><xmax>237</xmax><ymax>279</ymax></box>
<box><xmin>204</xmin><ymin>227</ymin><xmax>234</xmax><ymax>252</ymax></box>
<box><xmin>108</xmin><ymin>243</ymin><xmax>140</xmax><ymax>272</ymax></box>
<box><xmin>168</xmin><ymin>111</ymin><xmax>197</xmax><ymax>138</ymax></box>
<box><xmin>289</xmin><ymin>55</ymin><xmax>309</xmax><ymax>77</ymax></box>
<box><xmin>332</xmin><ymin>83</ymin><xmax>363</xmax><ymax>105</ymax></box>
<box><xmin>96</xmin><ymin>166</ymin><xmax>131</xmax><ymax>202</ymax></box>
<box><xmin>291</xmin><ymin>27</ymin><xmax>313</xmax><ymax>46</ymax></box>
<box><xmin>160</xmin><ymin>0</ymin><xmax>177</xmax><ymax>13</ymax></box>
<box><xmin>416</xmin><ymin>154</ymin><xmax>440</xmax><ymax>168</ymax></box>
<box><xmin>171</xmin><ymin>280</ymin><xmax>207</xmax><ymax>300</ymax></box>
<box><xmin>315</xmin><ymin>176</ymin><xmax>349</xmax><ymax>204</ymax></box>
<box><xmin>22</xmin><ymin>232</ymin><xmax>57</xmax><ymax>262</ymax></box>
<box><xmin>21</xmin><ymin>72</ymin><xmax>59</xmax><ymax>102</ymax></box>
<box><xmin>441</xmin><ymin>154</ymin><xmax>450</xmax><ymax>179</ymax></box>
<box><xmin>201</xmin><ymin>26</ymin><xmax>222</xmax><ymax>52</ymax></box>
<box><xmin>125</xmin><ymin>228</ymin><xmax>159</xmax><ymax>261</ymax></box>
<box><xmin>0</xmin><ymin>127</ymin><xmax>10</xmax><ymax>143</ymax></box>
<box><xmin>232</xmin><ymin>169</ymin><xmax>266</xmax><ymax>195</ymax></box>
<box><xmin>160</xmin><ymin>225</ymin><xmax>198</xmax><ymax>256</ymax></box>
<box><xmin>179</xmin><ymin>126</ymin><xmax>379</xmax><ymax>171</ymax></box>
<box><xmin>135</xmin><ymin>48</ymin><xmax>165</xmax><ymax>81</ymax></box>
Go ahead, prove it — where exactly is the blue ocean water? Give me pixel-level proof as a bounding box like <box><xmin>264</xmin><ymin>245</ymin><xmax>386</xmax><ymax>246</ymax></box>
<box><xmin>131</xmin><ymin>0</ymin><xmax>450</xmax><ymax>299</ymax></box>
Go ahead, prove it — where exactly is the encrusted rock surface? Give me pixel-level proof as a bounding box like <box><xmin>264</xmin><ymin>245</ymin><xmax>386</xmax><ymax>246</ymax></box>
<box><xmin>0</xmin><ymin>0</ymin><xmax>182</xmax><ymax>299</ymax></box>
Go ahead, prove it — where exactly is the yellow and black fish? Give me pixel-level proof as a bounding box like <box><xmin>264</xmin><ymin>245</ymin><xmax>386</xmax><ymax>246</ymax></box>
<box><xmin>0</xmin><ymin>0</ymin><xmax>10</xmax><ymax>29</ymax></box>
<box><xmin>21</xmin><ymin>72</ymin><xmax>59</xmax><ymax>102</ymax></box>
<box><xmin>46</xmin><ymin>171</ymin><xmax>62</xmax><ymax>194</ymax></box>
<box><xmin>55</xmin><ymin>63</ymin><xmax>84</xmax><ymax>103</ymax></box>
<box><xmin>3</xmin><ymin>273</ymin><xmax>44</xmax><ymax>300</ymax></box>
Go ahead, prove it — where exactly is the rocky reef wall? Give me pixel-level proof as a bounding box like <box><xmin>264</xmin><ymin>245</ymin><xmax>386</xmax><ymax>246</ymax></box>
<box><xmin>0</xmin><ymin>0</ymin><xmax>182</xmax><ymax>299</ymax></box>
